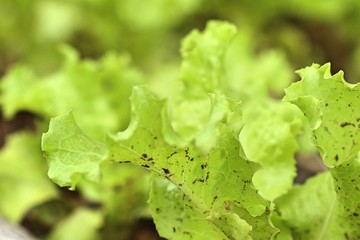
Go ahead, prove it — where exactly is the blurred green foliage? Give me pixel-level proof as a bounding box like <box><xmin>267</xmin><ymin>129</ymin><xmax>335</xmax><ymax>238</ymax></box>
<box><xmin>1</xmin><ymin>0</ymin><xmax>360</xmax><ymax>239</ymax></box>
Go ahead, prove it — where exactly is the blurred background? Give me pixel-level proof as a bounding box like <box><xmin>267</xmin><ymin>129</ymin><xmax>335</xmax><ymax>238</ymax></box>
<box><xmin>0</xmin><ymin>0</ymin><xmax>359</xmax><ymax>239</ymax></box>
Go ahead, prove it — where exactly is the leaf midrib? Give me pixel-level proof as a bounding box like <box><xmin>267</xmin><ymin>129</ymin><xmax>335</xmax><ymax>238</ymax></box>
<box><xmin>316</xmin><ymin>193</ymin><xmax>336</xmax><ymax>240</ymax></box>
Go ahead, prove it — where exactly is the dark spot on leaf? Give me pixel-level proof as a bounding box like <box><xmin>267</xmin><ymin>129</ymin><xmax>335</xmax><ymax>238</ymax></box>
<box><xmin>162</xmin><ymin>168</ymin><xmax>170</xmax><ymax>174</ymax></box>
<box><xmin>335</xmin><ymin>155</ymin><xmax>339</xmax><ymax>161</ymax></box>
<box><xmin>325</xmin><ymin>103</ymin><xmax>328</xmax><ymax>107</ymax></box>
<box><xmin>141</xmin><ymin>153</ymin><xmax>148</xmax><ymax>160</ymax></box>
<box><xmin>172</xmin><ymin>227</ymin><xmax>176</xmax><ymax>233</ymax></box>
<box><xmin>183</xmin><ymin>231</ymin><xmax>191</xmax><ymax>236</ymax></box>
<box><xmin>351</xmin><ymin>179</ymin><xmax>356</xmax><ymax>182</ymax></box>
<box><xmin>122</xmin><ymin>160</ymin><xmax>131</xmax><ymax>163</ymax></box>
<box><xmin>167</xmin><ymin>151</ymin><xmax>177</xmax><ymax>159</ymax></box>
<box><xmin>265</xmin><ymin>207</ymin><xmax>270</xmax><ymax>215</ymax></box>
<box><xmin>353</xmin><ymin>212</ymin><xmax>359</xmax><ymax>217</ymax></box>
<box><xmin>156</xmin><ymin>208</ymin><xmax>160</xmax><ymax>213</ymax></box>
<box><xmin>205</xmin><ymin>172</ymin><xmax>210</xmax><ymax>181</ymax></box>
<box><xmin>211</xmin><ymin>196</ymin><xmax>218</xmax><ymax>205</ymax></box>
<box><xmin>340</xmin><ymin>122</ymin><xmax>355</xmax><ymax>127</ymax></box>
<box><xmin>141</xmin><ymin>164</ymin><xmax>150</xmax><ymax>168</ymax></box>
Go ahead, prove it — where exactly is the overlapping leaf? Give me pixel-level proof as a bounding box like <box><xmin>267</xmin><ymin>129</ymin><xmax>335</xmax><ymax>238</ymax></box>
<box><xmin>42</xmin><ymin>86</ymin><xmax>278</xmax><ymax>239</ymax></box>
<box><xmin>0</xmin><ymin>45</ymin><xmax>143</xmax><ymax>139</ymax></box>
<box><xmin>239</xmin><ymin>101</ymin><xmax>304</xmax><ymax>201</ymax></box>
<box><xmin>0</xmin><ymin>132</ymin><xmax>57</xmax><ymax>222</ymax></box>
<box><xmin>42</xmin><ymin>112</ymin><xmax>109</xmax><ymax>190</ymax></box>
<box><xmin>47</xmin><ymin>208</ymin><xmax>103</xmax><ymax>240</ymax></box>
<box><xmin>284</xmin><ymin>63</ymin><xmax>360</xmax><ymax>167</ymax></box>
<box><xmin>279</xmin><ymin>63</ymin><xmax>360</xmax><ymax>239</ymax></box>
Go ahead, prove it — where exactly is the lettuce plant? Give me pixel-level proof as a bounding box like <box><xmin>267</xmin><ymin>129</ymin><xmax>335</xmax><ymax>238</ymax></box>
<box><xmin>40</xmin><ymin>21</ymin><xmax>360</xmax><ymax>239</ymax></box>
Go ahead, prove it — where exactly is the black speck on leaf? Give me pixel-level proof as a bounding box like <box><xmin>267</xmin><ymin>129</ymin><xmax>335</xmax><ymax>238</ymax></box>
<box><xmin>340</xmin><ymin>122</ymin><xmax>355</xmax><ymax>127</ymax></box>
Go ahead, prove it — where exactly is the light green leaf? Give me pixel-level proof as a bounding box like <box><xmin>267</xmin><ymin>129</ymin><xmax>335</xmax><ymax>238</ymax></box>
<box><xmin>0</xmin><ymin>132</ymin><xmax>57</xmax><ymax>222</ymax></box>
<box><xmin>47</xmin><ymin>208</ymin><xmax>103</xmax><ymax>240</ymax></box>
<box><xmin>284</xmin><ymin>63</ymin><xmax>360</xmax><ymax>167</ymax></box>
<box><xmin>79</xmin><ymin>164</ymin><xmax>150</xmax><ymax>226</ymax></box>
<box><xmin>149</xmin><ymin>176</ymin><xmax>237</xmax><ymax>240</ymax></box>
<box><xmin>42</xmin><ymin>112</ymin><xmax>109</xmax><ymax>189</ymax></box>
<box><xmin>0</xmin><ymin>45</ymin><xmax>143</xmax><ymax>138</ymax></box>
<box><xmin>275</xmin><ymin>172</ymin><xmax>358</xmax><ymax>239</ymax></box>
<box><xmin>42</xmin><ymin>86</ymin><xmax>278</xmax><ymax>239</ymax></box>
<box><xmin>171</xmin><ymin>21</ymin><xmax>293</xmax><ymax>143</ymax></box>
<box><xmin>180</xmin><ymin>20</ymin><xmax>237</xmax><ymax>98</ymax></box>
<box><xmin>225</xmin><ymin>35</ymin><xmax>293</xmax><ymax>102</ymax></box>
<box><xmin>240</xmin><ymin>101</ymin><xmax>304</xmax><ymax>201</ymax></box>
<box><xmin>282</xmin><ymin>63</ymin><xmax>360</xmax><ymax>239</ymax></box>
<box><xmin>169</xmin><ymin>21</ymin><xmax>238</xmax><ymax>141</ymax></box>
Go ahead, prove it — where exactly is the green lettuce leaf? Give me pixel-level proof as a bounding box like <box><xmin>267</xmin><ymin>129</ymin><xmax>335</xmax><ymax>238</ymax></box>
<box><xmin>79</xmin><ymin>164</ymin><xmax>151</xmax><ymax>238</ymax></box>
<box><xmin>0</xmin><ymin>132</ymin><xmax>57</xmax><ymax>222</ymax></box>
<box><xmin>239</xmin><ymin>101</ymin><xmax>304</xmax><ymax>201</ymax></box>
<box><xmin>47</xmin><ymin>208</ymin><xmax>103</xmax><ymax>240</ymax></box>
<box><xmin>180</xmin><ymin>21</ymin><xmax>237</xmax><ymax>97</ymax></box>
<box><xmin>275</xmin><ymin>170</ymin><xmax>360</xmax><ymax>239</ymax></box>
<box><xmin>275</xmin><ymin>172</ymin><xmax>338</xmax><ymax>239</ymax></box>
<box><xmin>42</xmin><ymin>112</ymin><xmax>109</xmax><ymax>190</ymax></box>
<box><xmin>171</xmin><ymin>21</ymin><xmax>294</xmax><ymax>144</ymax></box>
<box><xmin>42</xmin><ymin>86</ymin><xmax>278</xmax><ymax>239</ymax></box>
<box><xmin>149</xmin><ymin>176</ymin><xmax>240</xmax><ymax>240</ymax></box>
<box><xmin>284</xmin><ymin>63</ymin><xmax>360</xmax><ymax>167</ymax></box>
<box><xmin>0</xmin><ymin>45</ymin><xmax>143</xmax><ymax>139</ymax></box>
<box><xmin>281</xmin><ymin>63</ymin><xmax>360</xmax><ymax>239</ymax></box>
